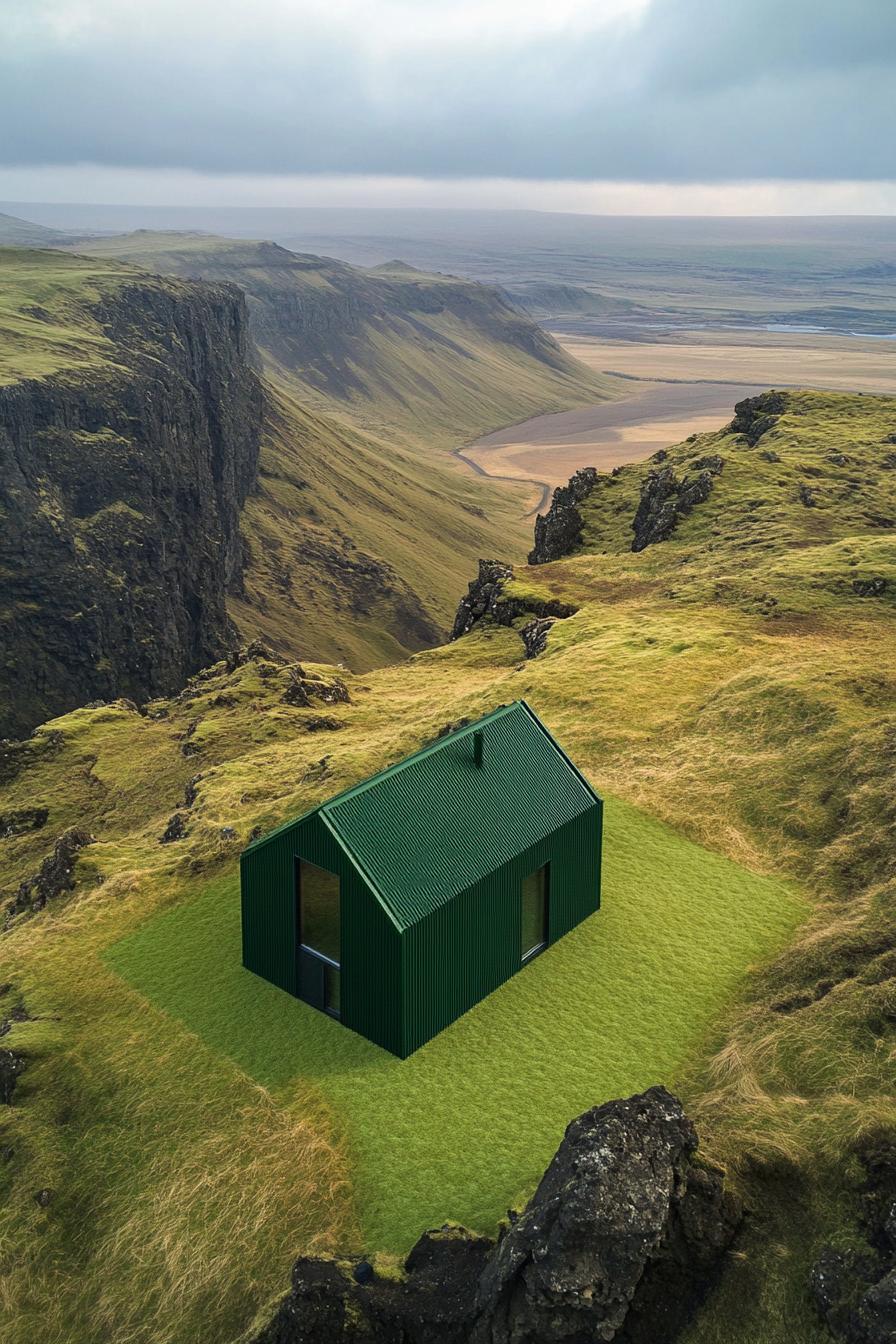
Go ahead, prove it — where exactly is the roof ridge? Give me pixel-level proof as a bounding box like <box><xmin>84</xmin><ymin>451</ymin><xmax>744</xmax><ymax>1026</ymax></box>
<box><xmin>241</xmin><ymin>700</ymin><xmax>521</xmax><ymax>856</ymax></box>
<box><xmin>321</xmin><ymin>701</ymin><xmax>521</xmax><ymax>817</ymax></box>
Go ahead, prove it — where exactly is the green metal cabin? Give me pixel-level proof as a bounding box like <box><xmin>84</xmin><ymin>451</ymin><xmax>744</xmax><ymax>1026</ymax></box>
<box><xmin>240</xmin><ymin>701</ymin><xmax>602</xmax><ymax>1057</ymax></box>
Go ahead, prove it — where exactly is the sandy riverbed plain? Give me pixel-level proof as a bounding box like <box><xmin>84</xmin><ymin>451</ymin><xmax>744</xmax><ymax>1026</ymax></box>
<box><xmin>461</xmin><ymin>329</ymin><xmax>896</xmax><ymax>511</ymax></box>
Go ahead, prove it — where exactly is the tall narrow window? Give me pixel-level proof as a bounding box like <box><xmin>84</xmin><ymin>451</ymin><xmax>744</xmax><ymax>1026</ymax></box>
<box><xmin>298</xmin><ymin>860</ymin><xmax>341</xmax><ymax>1017</ymax></box>
<box><xmin>521</xmin><ymin>864</ymin><xmax>549</xmax><ymax>962</ymax></box>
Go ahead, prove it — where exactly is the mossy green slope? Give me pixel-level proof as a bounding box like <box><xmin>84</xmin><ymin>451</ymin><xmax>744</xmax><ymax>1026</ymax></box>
<box><xmin>1</xmin><ymin>389</ymin><xmax>894</xmax><ymax>1344</ymax></box>
<box><xmin>0</xmin><ymin>247</ymin><xmax>133</xmax><ymax>384</ymax></box>
<box><xmin>231</xmin><ymin>379</ymin><xmax>534</xmax><ymax>668</ymax></box>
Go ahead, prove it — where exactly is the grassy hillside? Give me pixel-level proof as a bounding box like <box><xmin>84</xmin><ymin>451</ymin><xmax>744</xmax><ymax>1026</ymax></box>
<box><xmin>66</xmin><ymin>233</ymin><xmax>615</xmax><ymax>448</ymax></box>
<box><xmin>0</xmin><ymin>247</ymin><xmax>132</xmax><ymax>383</ymax></box>
<box><xmin>2</xmin><ymin>389</ymin><xmax>893</xmax><ymax>1342</ymax></box>
<box><xmin>0</xmin><ymin>213</ymin><xmax>70</xmax><ymax>249</ymax></box>
<box><xmin>232</xmin><ymin>380</ymin><xmax>533</xmax><ymax>666</ymax></box>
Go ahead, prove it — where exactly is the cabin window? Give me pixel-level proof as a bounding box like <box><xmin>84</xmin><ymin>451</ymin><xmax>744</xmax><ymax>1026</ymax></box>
<box><xmin>298</xmin><ymin>860</ymin><xmax>341</xmax><ymax>963</ymax></box>
<box><xmin>521</xmin><ymin>863</ymin><xmax>549</xmax><ymax>962</ymax></box>
<box><xmin>298</xmin><ymin>860</ymin><xmax>341</xmax><ymax>1017</ymax></box>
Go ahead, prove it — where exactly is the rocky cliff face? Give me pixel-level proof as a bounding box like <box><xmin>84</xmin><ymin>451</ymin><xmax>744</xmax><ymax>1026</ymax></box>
<box><xmin>0</xmin><ymin>278</ymin><xmax>262</xmax><ymax>737</ymax></box>
<box><xmin>529</xmin><ymin>466</ymin><xmax>600</xmax><ymax>564</ymax></box>
<box><xmin>249</xmin><ymin>1088</ymin><xmax>740</xmax><ymax>1344</ymax></box>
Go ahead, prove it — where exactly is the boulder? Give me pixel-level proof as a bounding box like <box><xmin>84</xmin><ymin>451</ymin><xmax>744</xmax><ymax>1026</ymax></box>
<box><xmin>728</xmin><ymin>391</ymin><xmax>789</xmax><ymax>446</ymax></box>
<box><xmin>452</xmin><ymin>561</ymin><xmax>515</xmax><ymax>639</ymax></box>
<box><xmin>471</xmin><ymin>1087</ymin><xmax>740</xmax><ymax>1344</ymax></box>
<box><xmin>811</xmin><ymin>1133</ymin><xmax>896</xmax><ymax>1344</ymax></box>
<box><xmin>248</xmin><ymin>1089</ymin><xmax>740</xmax><ymax>1344</ymax></box>
<box><xmin>451</xmin><ymin>561</ymin><xmax>577</xmax><ymax>646</ymax></box>
<box><xmin>520</xmin><ymin>616</ymin><xmax>556</xmax><ymax>658</ymax></box>
<box><xmin>160</xmin><ymin>812</ymin><xmax>188</xmax><ymax>844</ymax></box>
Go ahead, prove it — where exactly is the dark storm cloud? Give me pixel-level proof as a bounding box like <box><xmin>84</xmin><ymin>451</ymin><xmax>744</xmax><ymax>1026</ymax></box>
<box><xmin>1</xmin><ymin>0</ymin><xmax>894</xmax><ymax>181</ymax></box>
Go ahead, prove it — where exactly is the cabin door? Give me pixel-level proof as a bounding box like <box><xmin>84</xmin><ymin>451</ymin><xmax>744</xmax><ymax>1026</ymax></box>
<box><xmin>296</xmin><ymin>858</ymin><xmax>341</xmax><ymax>1018</ymax></box>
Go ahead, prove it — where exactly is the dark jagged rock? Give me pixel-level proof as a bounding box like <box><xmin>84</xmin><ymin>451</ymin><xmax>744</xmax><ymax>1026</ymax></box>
<box><xmin>0</xmin><ymin>807</ymin><xmax>48</xmax><ymax>839</ymax></box>
<box><xmin>0</xmin><ymin>1046</ymin><xmax>25</xmax><ymax>1104</ymax></box>
<box><xmin>452</xmin><ymin>560</ymin><xmax>515</xmax><ymax>639</ymax></box>
<box><xmin>471</xmin><ymin>1087</ymin><xmax>740</xmax><ymax>1344</ymax></box>
<box><xmin>304</xmin><ymin>716</ymin><xmax>346</xmax><ymax>733</ymax></box>
<box><xmin>729</xmin><ymin>390</ymin><xmax>789</xmax><ymax>446</ymax></box>
<box><xmin>451</xmin><ymin>561</ymin><xmax>577</xmax><ymax>646</ymax></box>
<box><xmin>0</xmin><ymin>731</ymin><xmax>64</xmax><ymax>788</ymax></box>
<box><xmin>248</xmin><ymin>1089</ymin><xmax>740</xmax><ymax>1344</ymax></box>
<box><xmin>0</xmin><ymin>277</ymin><xmax>264</xmax><ymax>738</ymax></box>
<box><xmin>520</xmin><ymin>616</ymin><xmax>556</xmax><ymax>658</ymax></box>
<box><xmin>760</xmin><ymin>449</ymin><xmax>781</xmax><ymax>463</ymax></box>
<box><xmin>632</xmin><ymin>465</ymin><xmax>682</xmax><ymax>552</ymax></box>
<box><xmin>853</xmin><ymin>578</ymin><xmax>889</xmax><ymax>597</ymax></box>
<box><xmin>529</xmin><ymin>467</ymin><xmax>599</xmax><ymax>565</ymax></box>
<box><xmin>799</xmin><ymin>483</ymin><xmax>819</xmax><ymax>508</ymax></box>
<box><xmin>282</xmin><ymin>677</ymin><xmax>312</xmax><ymax>708</ymax></box>
<box><xmin>631</xmin><ymin>457</ymin><xmax>724</xmax><ymax>553</ymax></box>
<box><xmin>811</xmin><ymin>1133</ymin><xmax>896</xmax><ymax>1344</ymax></box>
<box><xmin>282</xmin><ymin>668</ymin><xmax>351</xmax><ymax>709</ymax></box>
<box><xmin>7</xmin><ymin>827</ymin><xmax>95</xmax><ymax>919</ymax></box>
<box><xmin>160</xmin><ymin>813</ymin><xmax>188</xmax><ymax>844</ymax></box>
<box><xmin>0</xmin><ymin>999</ymin><xmax>32</xmax><ymax>1103</ymax></box>
<box><xmin>225</xmin><ymin>640</ymin><xmax>285</xmax><ymax>673</ymax></box>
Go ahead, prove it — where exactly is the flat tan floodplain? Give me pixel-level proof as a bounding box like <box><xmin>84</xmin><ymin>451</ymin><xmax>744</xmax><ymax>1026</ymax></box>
<box><xmin>564</xmin><ymin>329</ymin><xmax>896</xmax><ymax>395</ymax></box>
<box><xmin>462</xmin><ymin>329</ymin><xmax>896</xmax><ymax>512</ymax></box>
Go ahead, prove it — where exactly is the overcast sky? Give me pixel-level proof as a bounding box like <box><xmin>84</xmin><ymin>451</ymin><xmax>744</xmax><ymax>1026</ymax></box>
<box><xmin>2</xmin><ymin>0</ymin><xmax>894</xmax><ymax>212</ymax></box>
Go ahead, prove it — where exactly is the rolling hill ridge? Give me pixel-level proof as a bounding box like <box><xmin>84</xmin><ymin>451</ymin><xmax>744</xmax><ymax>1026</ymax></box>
<box><xmin>65</xmin><ymin>232</ymin><xmax>615</xmax><ymax>447</ymax></box>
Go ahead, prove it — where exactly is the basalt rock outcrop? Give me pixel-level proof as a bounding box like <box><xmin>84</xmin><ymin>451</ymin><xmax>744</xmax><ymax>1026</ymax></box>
<box><xmin>811</xmin><ymin>1133</ymin><xmax>896</xmax><ymax>1344</ymax></box>
<box><xmin>529</xmin><ymin>467</ymin><xmax>600</xmax><ymax>564</ymax></box>
<box><xmin>728</xmin><ymin>390</ymin><xmax>789</xmax><ymax>446</ymax></box>
<box><xmin>0</xmin><ymin>277</ymin><xmax>263</xmax><ymax>737</ymax></box>
<box><xmin>631</xmin><ymin>456</ymin><xmax>724</xmax><ymax>552</ymax></box>
<box><xmin>0</xmin><ymin>998</ymin><xmax>30</xmax><ymax>1104</ymax></box>
<box><xmin>451</xmin><ymin>560</ymin><xmax>577</xmax><ymax>648</ymax></box>
<box><xmin>6</xmin><ymin>826</ymin><xmax>95</xmax><ymax>921</ymax></box>
<box><xmin>249</xmin><ymin>1088</ymin><xmax>741</xmax><ymax>1344</ymax></box>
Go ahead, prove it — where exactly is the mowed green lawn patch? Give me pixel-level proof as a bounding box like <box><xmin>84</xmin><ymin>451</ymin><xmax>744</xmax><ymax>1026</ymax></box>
<box><xmin>107</xmin><ymin>794</ymin><xmax>804</xmax><ymax>1252</ymax></box>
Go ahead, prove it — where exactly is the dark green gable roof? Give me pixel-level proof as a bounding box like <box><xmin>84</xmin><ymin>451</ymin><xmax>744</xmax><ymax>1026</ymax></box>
<box><xmin>248</xmin><ymin>700</ymin><xmax>600</xmax><ymax>932</ymax></box>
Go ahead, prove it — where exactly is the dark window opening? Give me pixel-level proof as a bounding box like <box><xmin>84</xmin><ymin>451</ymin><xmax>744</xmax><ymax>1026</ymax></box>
<box><xmin>521</xmin><ymin>863</ymin><xmax>549</xmax><ymax>962</ymax></box>
<box><xmin>297</xmin><ymin>859</ymin><xmax>341</xmax><ymax>1018</ymax></box>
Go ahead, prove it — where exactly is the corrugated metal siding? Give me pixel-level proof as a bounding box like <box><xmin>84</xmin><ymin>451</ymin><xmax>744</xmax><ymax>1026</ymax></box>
<box><xmin>240</xmin><ymin>829</ymin><xmax>300</xmax><ymax>995</ymax></box>
<box><xmin>402</xmin><ymin>805</ymin><xmax>601</xmax><ymax>1055</ymax></box>
<box><xmin>241</xmin><ymin>812</ymin><xmax>403</xmax><ymax>1054</ymax></box>
<box><xmin>325</xmin><ymin>701</ymin><xmax>598</xmax><ymax>931</ymax></box>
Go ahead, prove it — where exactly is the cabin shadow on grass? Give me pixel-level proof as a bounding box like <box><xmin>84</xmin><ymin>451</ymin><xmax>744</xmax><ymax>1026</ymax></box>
<box><xmin>106</xmin><ymin>794</ymin><xmax>805</xmax><ymax>1252</ymax></box>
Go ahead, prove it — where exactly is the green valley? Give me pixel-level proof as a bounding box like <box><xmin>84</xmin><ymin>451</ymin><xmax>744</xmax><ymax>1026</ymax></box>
<box><xmin>57</xmin><ymin>235</ymin><xmax>617</xmax><ymax>663</ymax></box>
